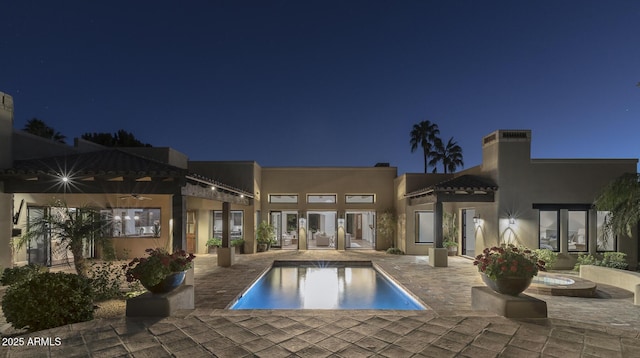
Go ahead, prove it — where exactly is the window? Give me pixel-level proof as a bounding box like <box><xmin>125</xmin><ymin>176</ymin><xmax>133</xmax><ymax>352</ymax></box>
<box><xmin>100</xmin><ymin>208</ymin><xmax>161</xmax><ymax>237</ymax></box>
<box><xmin>269</xmin><ymin>194</ymin><xmax>298</xmax><ymax>203</ymax></box>
<box><xmin>345</xmin><ymin>195</ymin><xmax>375</xmax><ymax>204</ymax></box>
<box><xmin>539</xmin><ymin>210</ymin><xmax>559</xmax><ymax>251</ymax></box>
<box><xmin>307</xmin><ymin>194</ymin><xmax>336</xmax><ymax>203</ymax></box>
<box><xmin>213</xmin><ymin>210</ymin><xmax>244</xmax><ymax>239</ymax></box>
<box><xmin>568</xmin><ymin>211</ymin><xmax>588</xmax><ymax>252</ymax></box>
<box><xmin>597</xmin><ymin>211</ymin><xmax>616</xmax><ymax>251</ymax></box>
<box><xmin>416</xmin><ymin>211</ymin><xmax>434</xmax><ymax>243</ymax></box>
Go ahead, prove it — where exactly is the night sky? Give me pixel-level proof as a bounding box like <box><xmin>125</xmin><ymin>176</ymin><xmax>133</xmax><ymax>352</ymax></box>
<box><xmin>2</xmin><ymin>1</ymin><xmax>639</xmax><ymax>174</ymax></box>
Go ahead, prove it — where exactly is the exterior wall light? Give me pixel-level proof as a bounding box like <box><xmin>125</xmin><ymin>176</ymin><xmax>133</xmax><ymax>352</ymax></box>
<box><xmin>509</xmin><ymin>216</ymin><xmax>516</xmax><ymax>225</ymax></box>
<box><xmin>299</xmin><ymin>217</ymin><xmax>306</xmax><ymax>228</ymax></box>
<box><xmin>473</xmin><ymin>216</ymin><xmax>479</xmax><ymax>224</ymax></box>
<box><xmin>337</xmin><ymin>218</ymin><xmax>345</xmax><ymax>228</ymax></box>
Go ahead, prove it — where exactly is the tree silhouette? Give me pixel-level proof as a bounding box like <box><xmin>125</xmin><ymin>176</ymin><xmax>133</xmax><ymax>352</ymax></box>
<box><xmin>81</xmin><ymin>129</ymin><xmax>152</xmax><ymax>147</ymax></box>
<box><xmin>23</xmin><ymin>118</ymin><xmax>66</xmax><ymax>144</ymax></box>
<box><xmin>409</xmin><ymin>120</ymin><xmax>440</xmax><ymax>173</ymax></box>
<box><xmin>429</xmin><ymin>137</ymin><xmax>464</xmax><ymax>173</ymax></box>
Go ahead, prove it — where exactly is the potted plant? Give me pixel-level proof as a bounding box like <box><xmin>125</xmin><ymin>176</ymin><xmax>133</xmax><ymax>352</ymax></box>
<box><xmin>231</xmin><ymin>238</ymin><xmax>245</xmax><ymax>254</ymax></box>
<box><xmin>206</xmin><ymin>237</ymin><xmax>222</xmax><ymax>254</ymax></box>
<box><xmin>256</xmin><ymin>221</ymin><xmax>275</xmax><ymax>252</ymax></box>
<box><xmin>473</xmin><ymin>244</ymin><xmax>546</xmax><ymax>296</ymax></box>
<box><xmin>442</xmin><ymin>212</ymin><xmax>458</xmax><ymax>256</ymax></box>
<box><xmin>124</xmin><ymin>248</ymin><xmax>195</xmax><ymax>294</ymax></box>
<box><xmin>443</xmin><ymin>239</ymin><xmax>458</xmax><ymax>256</ymax></box>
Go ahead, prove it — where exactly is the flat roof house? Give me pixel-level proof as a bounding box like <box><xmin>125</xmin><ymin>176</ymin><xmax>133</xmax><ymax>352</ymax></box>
<box><xmin>1</xmin><ymin>91</ymin><xmax>637</xmax><ymax>270</ymax></box>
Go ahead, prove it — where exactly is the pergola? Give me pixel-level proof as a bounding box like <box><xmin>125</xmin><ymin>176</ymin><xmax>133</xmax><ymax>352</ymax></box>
<box><xmin>0</xmin><ymin>149</ymin><xmax>252</xmax><ymax>255</ymax></box>
<box><xmin>405</xmin><ymin>174</ymin><xmax>498</xmax><ymax>249</ymax></box>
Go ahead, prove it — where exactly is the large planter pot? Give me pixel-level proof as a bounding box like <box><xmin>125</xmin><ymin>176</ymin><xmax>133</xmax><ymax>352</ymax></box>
<box><xmin>143</xmin><ymin>271</ymin><xmax>186</xmax><ymax>294</ymax></box>
<box><xmin>234</xmin><ymin>245</ymin><xmax>244</xmax><ymax>255</ymax></box>
<box><xmin>480</xmin><ymin>273</ymin><xmax>532</xmax><ymax>296</ymax></box>
<box><xmin>447</xmin><ymin>246</ymin><xmax>457</xmax><ymax>256</ymax></box>
<box><xmin>208</xmin><ymin>246</ymin><xmax>218</xmax><ymax>254</ymax></box>
<box><xmin>257</xmin><ymin>243</ymin><xmax>268</xmax><ymax>252</ymax></box>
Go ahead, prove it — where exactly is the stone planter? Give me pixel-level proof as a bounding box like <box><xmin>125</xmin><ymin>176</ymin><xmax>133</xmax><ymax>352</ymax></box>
<box><xmin>480</xmin><ymin>273</ymin><xmax>532</xmax><ymax>296</ymax></box>
<box><xmin>207</xmin><ymin>246</ymin><xmax>218</xmax><ymax>254</ymax></box>
<box><xmin>447</xmin><ymin>246</ymin><xmax>457</xmax><ymax>256</ymax></box>
<box><xmin>257</xmin><ymin>243</ymin><xmax>268</xmax><ymax>252</ymax></box>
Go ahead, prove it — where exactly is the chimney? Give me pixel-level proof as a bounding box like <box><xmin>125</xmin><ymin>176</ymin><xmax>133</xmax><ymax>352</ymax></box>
<box><xmin>0</xmin><ymin>92</ymin><xmax>14</xmax><ymax>169</ymax></box>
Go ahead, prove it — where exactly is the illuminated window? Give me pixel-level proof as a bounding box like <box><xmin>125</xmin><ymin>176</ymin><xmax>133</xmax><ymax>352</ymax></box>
<box><xmin>307</xmin><ymin>195</ymin><xmax>336</xmax><ymax>204</ymax></box>
<box><xmin>269</xmin><ymin>194</ymin><xmax>298</xmax><ymax>203</ymax></box>
<box><xmin>345</xmin><ymin>195</ymin><xmax>375</xmax><ymax>204</ymax></box>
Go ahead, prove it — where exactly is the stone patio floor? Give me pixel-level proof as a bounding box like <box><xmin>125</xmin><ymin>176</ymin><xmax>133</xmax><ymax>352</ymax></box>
<box><xmin>2</xmin><ymin>249</ymin><xmax>640</xmax><ymax>357</ymax></box>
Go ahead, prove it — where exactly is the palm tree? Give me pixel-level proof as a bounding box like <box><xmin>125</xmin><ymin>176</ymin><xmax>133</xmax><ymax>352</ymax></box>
<box><xmin>23</xmin><ymin>118</ymin><xmax>66</xmax><ymax>144</ymax></box>
<box><xmin>409</xmin><ymin>120</ymin><xmax>440</xmax><ymax>173</ymax></box>
<box><xmin>429</xmin><ymin>137</ymin><xmax>464</xmax><ymax>173</ymax></box>
<box><xmin>16</xmin><ymin>200</ymin><xmax>111</xmax><ymax>277</ymax></box>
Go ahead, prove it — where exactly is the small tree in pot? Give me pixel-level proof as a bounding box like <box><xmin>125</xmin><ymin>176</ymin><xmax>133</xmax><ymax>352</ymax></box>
<box><xmin>256</xmin><ymin>221</ymin><xmax>275</xmax><ymax>252</ymax></box>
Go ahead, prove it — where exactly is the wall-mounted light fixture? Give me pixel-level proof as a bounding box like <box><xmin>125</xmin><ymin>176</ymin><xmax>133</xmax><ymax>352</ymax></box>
<box><xmin>337</xmin><ymin>218</ymin><xmax>345</xmax><ymax>228</ymax></box>
<box><xmin>509</xmin><ymin>216</ymin><xmax>516</xmax><ymax>225</ymax></box>
<box><xmin>473</xmin><ymin>215</ymin><xmax>479</xmax><ymax>224</ymax></box>
<box><xmin>211</xmin><ymin>186</ymin><xmax>216</xmax><ymax>191</ymax></box>
<box><xmin>299</xmin><ymin>217</ymin><xmax>306</xmax><ymax>228</ymax></box>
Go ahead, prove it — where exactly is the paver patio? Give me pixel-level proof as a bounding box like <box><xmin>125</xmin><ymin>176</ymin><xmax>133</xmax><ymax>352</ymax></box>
<box><xmin>2</xmin><ymin>250</ymin><xmax>640</xmax><ymax>357</ymax></box>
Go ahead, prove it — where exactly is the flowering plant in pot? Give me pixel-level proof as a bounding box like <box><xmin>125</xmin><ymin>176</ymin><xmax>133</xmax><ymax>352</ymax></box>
<box><xmin>473</xmin><ymin>244</ymin><xmax>546</xmax><ymax>295</ymax></box>
<box><xmin>124</xmin><ymin>248</ymin><xmax>196</xmax><ymax>293</ymax></box>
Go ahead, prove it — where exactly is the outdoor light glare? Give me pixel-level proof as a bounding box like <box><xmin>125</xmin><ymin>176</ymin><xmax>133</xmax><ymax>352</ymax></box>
<box><xmin>61</xmin><ymin>176</ymin><xmax>69</xmax><ymax>182</ymax></box>
<box><xmin>211</xmin><ymin>186</ymin><xmax>216</xmax><ymax>191</ymax></box>
<box><xmin>509</xmin><ymin>216</ymin><xmax>516</xmax><ymax>225</ymax></box>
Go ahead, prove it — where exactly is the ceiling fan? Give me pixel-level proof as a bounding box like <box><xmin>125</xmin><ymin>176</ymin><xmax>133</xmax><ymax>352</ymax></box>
<box><xmin>119</xmin><ymin>194</ymin><xmax>152</xmax><ymax>201</ymax></box>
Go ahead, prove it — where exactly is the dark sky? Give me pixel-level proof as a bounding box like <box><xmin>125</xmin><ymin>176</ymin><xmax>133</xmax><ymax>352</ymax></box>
<box><xmin>2</xmin><ymin>1</ymin><xmax>639</xmax><ymax>174</ymax></box>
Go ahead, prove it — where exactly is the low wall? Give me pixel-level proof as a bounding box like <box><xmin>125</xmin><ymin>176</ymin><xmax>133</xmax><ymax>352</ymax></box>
<box><xmin>579</xmin><ymin>265</ymin><xmax>640</xmax><ymax>305</ymax></box>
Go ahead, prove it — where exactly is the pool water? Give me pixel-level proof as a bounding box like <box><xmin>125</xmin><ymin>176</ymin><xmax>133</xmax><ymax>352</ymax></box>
<box><xmin>532</xmin><ymin>275</ymin><xmax>575</xmax><ymax>286</ymax></box>
<box><xmin>229</xmin><ymin>262</ymin><xmax>425</xmax><ymax>310</ymax></box>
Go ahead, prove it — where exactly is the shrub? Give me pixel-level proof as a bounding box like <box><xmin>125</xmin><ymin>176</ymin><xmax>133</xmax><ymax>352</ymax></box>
<box><xmin>386</xmin><ymin>247</ymin><xmax>404</xmax><ymax>255</ymax></box>
<box><xmin>206</xmin><ymin>237</ymin><xmax>222</xmax><ymax>247</ymax></box>
<box><xmin>534</xmin><ymin>249</ymin><xmax>558</xmax><ymax>270</ymax></box>
<box><xmin>602</xmin><ymin>252</ymin><xmax>628</xmax><ymax>270</ymax></box>
<box><xmin>231</xmin><ymin>238</ymin><xmax>245</xmax><ymax>247</ymax></box>
<box><xmin>0</xmin><ymin>264</ymin><xmax>47</xmax><ymax>286</ymax></box>
<box><xmin>2</xmin><ymin>272</ymin><xmax>94</xmax><ymax>332</ymax></box>
<box><xmin>573</xmin><ymin>252</ymin><xmax>629</xmax><ymax>271</ymax></box>
<box><xmin>87</xmin><ymin>261</ymin><xmax>126</xmax><ymax>300</ymax></box>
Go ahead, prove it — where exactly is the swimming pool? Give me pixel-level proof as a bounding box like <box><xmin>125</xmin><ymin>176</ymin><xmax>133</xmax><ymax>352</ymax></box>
<box><xmin>229</xmin><ymin>261</ymin><xmax>426</xmax><ymax>310</ymax></box>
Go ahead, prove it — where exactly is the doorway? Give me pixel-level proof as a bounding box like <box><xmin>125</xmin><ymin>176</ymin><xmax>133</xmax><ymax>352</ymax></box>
<box><xmin>345</xmin><ymin>211</ymin><xmax>376</xmax><ymax>249</ymax></box>
<box><xmin>307</xmin><ymin>211</ymin><xmax>337</xmax><ymax>249</ymax></box>
<box><xmin>270</xmin><ymin>211</ymin><xmax>298</xmax><ymax>249</ymax></box>
<box><xmin>186</xmin><ymin>210</ymin><xmax>196</xmax><ymax>254</ymax></box>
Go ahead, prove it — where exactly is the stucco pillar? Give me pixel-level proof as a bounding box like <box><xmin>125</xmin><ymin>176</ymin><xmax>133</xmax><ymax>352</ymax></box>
<box><xmin>298</xmin><ymin>213</ymin><xmax>307</xmax><ymax>250</ymax></box>
<box><xmin>218</xmin><ymin>202</ymin><xmax>234</xmax><ymax>267</ymax></box>
<box><xmin>0</xmin><ymin>93</ymin><xmax>14</xmax><ymax>268</ymax></box>
<box><xmin>429</xmin><ymin>200</ymin><xmax>448</xmax><ymax>267</ymax></box>
<box><xmin>172</xmin><ymin>194</ymin><xmax>187</xmax><ymax>251</ymax></box>
<box><xmin>434</xmin><ymin>201</ymin><xmax>444</xmax><ymax>248</ymax></box>
<box><xmin>0</xmin><ymin>193</ymin><xmax>12</xmax><ymax>268</ymax></box>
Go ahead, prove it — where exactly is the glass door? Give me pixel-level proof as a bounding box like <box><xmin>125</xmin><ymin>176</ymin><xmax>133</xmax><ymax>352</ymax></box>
<box><xmin>270</xmin><ymin>211</ymin><xmax>282</xmax><ymax>248</ymax></box>
<box><xmin>462</xmin><ymin>209</ymin><xmax>476</xmax><ymax>257</ymax></box>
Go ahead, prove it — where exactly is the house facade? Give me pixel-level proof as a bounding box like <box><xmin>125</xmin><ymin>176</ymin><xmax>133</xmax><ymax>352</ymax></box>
<box><xmin>1</xmin><ymin>91</ymin><xmax>637</xmax><ymax>270</ymax></box>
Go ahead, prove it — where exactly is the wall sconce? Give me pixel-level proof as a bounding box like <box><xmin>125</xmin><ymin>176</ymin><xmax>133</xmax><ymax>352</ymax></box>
<box><xmin>124</xmin><ymin>215</ymin><xmax>132</xmax><ymax>221</ymax></box>
<box><xmin>473</xmin><ymin>216</ymin><xmax>479</xmax><ymax>224</ymax></box>
<box><xmin>114</xmin><ymin>215</ymin><xmax>122</xmax><ymax>221</ymax></box>
<box><xmin>299</xmin><ymin>217</ymin><xmax>306</xmax><ymax>228</ymax></box>
<box><xmin>509</xmin><ymin>216</ymin><xmax>516</xmax><ymax>225</ymax></box>
<box><xmin>337</xmin><ymin>218</ymin><xmax>345</xmax><ymax>228</ymax></box>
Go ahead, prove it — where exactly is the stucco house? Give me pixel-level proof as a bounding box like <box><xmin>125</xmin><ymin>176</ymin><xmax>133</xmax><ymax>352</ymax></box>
<box><xmin>1</xmin><ymin>91</ymin><xmax>637</xmax><ymax>270</ymax></box>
